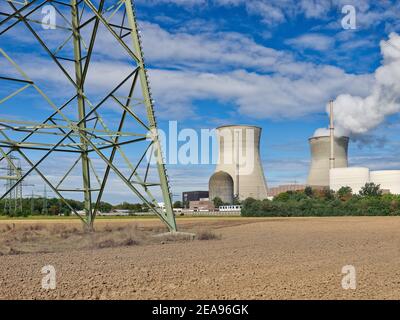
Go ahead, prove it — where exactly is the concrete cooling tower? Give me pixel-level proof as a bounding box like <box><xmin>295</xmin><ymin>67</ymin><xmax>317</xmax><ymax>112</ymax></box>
<box><xmin>209</xmin><ymin>125</ymin><xmax>268</xmax><ymax>201</ymax></box>
<box><xmin>307</xmin><ymin>136</ymin><xmax>349</xmax><ymax>187</ymax></box>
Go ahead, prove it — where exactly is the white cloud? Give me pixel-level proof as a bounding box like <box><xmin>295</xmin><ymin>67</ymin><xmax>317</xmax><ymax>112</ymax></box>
<box><xmin>139</xmin><ymin>21</ymin><xmax>290</xmax><ymax>72</ymax></box>
<box><xmin>149</xmin><ymin>66</ymin><xmax>373</xmax><ymax>120</ymax></box>
<box><xmin>316</xmin><ymin>32</ymin><xmax>400</xmax><ymax>136</ymax></box>
<box><xmin>2</xmin><ymin>18</ymin><xmax>375</xmax><ymax>122</ymax></box>
<box><xmin>286</xmin><ymin>33</ymin><xmax>335</xmax><ymax>51</ymax></box>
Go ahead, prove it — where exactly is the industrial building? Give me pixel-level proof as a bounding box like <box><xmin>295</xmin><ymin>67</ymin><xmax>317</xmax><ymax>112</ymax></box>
<box><xmin>330</xmin><ymin>167</ymin><xmax>370</xmax><ymax>194</ymax></box>
<box><xmin>182</xmin><ymin>191</ymin><xmax>209</xmax><ymax>209</ymax></box>
<box><xmin>209</xmin><ymin>125</ymin><xmax>268</xmax><ymax>202</ymax></box>
<box><xmin>330</xmin><ymin>168</ymin><xmax>400</xmax><ymax>194</ymax></box>
<box><xmin>370</xmin><ymin>170</ymin><xmax>400</xmax><ymax>194</ymax></box>
<box><xmin>189</xmin><ymin>200</ymin><xmax>215</xmax><ymax>211</ymax></box>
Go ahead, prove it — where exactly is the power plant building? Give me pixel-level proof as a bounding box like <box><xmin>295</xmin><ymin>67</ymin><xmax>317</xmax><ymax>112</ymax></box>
<box><xmin>182</xmin><ymin>191</ymin><xmax>209</xmax><ymax>209</ymax></box>
<box><xmin>307</xmin><ymin>136</ymin><xmax>349</xmax><ymax>187</ymax></box>
<box><xmin>330</xmin><ymin>167</ymin><xmax>370</xmax><ymax>194</ymax></box>
<box><xmin>209</xmin><ymin>171</ymin><xmax>234</xmax><ymax>204</ymax></box>
<box><xmin>209</xmin><ymin>125</ymin><xmax>268</xmax><ymax>202</ymax></box>
<box><xmin>370</xmin><ymin>170</ymin><xmax>400</xmax><ymax>194</ymax></box>
<box><xmin>330</xmin><ymin>168</ymin><xmax>400</xmax><ymax>194</ymax></box>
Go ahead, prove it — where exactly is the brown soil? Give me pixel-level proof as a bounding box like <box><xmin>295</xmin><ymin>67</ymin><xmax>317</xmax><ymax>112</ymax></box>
<box><xmin>0</xmin><ymin>216</ymin><xmax>400</xmax><ymax>299</ymax></box>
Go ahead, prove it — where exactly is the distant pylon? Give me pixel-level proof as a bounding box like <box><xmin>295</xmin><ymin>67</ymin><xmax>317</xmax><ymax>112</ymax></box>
<box><xmin>0</xmin><ymin>153</ymin><xmax>22</xmax><ymax>214</ymax></box>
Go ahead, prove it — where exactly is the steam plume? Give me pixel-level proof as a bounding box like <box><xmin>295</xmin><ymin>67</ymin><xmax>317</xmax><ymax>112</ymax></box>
<box><xmin>314</xmin><ymin>32</ymin><xmax>400</xmax><ymax>137</ymax></box>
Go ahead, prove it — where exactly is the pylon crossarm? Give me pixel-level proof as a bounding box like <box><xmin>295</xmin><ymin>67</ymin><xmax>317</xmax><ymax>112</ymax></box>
<box><xmin>0</xmin><ymin>119</ymin><xmax>146</xmax><ymax>137</ymax></box>
<box><xmin>0</xmin><ymin>142</ymin><xmax>82</xmax><ymax>153</ymax></box>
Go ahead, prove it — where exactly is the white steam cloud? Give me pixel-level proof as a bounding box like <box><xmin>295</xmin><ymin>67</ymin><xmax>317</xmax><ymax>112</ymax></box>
<box><xmin>314</xmin><ymin>32</ymin><xmax>400</xmax><ymax>137</ymax></box>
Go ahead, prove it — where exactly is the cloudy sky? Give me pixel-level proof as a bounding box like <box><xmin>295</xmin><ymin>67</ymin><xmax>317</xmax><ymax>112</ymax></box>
<box><xmin>136</xmin><ymin>0</ymin><xmax>400</xmax><ymax>198</ymax></box>
<box><xmin>2</xmin><ymin>0</ymin><xmax>400</xmax><ymax>204</ymax></box>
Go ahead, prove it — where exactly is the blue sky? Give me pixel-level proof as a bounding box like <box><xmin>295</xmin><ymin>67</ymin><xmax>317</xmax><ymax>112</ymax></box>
<box><xmin>132</xmin><ymin>0</ymin><xmax>400</xmax><ymax>199</ymax></box>
<box><xmin>2</xmin><ymin>0</ymin><xmax>400</xmax><ymax>204</ymax></box>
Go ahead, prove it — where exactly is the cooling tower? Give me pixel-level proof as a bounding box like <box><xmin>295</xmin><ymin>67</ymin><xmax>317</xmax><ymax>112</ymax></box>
<box><xmin>307</xmin><ymin>136</ymin><xmax>349</xmax><ymax>187</ymax></box>
<box><xmin>370</xmin><ymin>170</ymin><xmax>400</xmax><ymax>194</ymax></box>
<box><xmin>330</xmin><ymin>167</ymin><xmax>370</xmax><ymax>194</ymax></box>
<box><xmin>209</xmin><ymin>171</ymin><xmax>234</xmax><ymax>204</ymax></box>
<box><xmin>210</xmin><ymin>125</ymin><xmax>268</xmax><ymax>201</ymax></box>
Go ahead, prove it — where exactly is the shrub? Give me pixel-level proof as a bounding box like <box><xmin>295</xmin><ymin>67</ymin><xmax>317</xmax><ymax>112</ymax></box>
<box><xmin>359</xmin><ymin>183</ymin><xmax>382</xmax><ymax>197</ymax></box>
<box><xmin>196</xmin><ymin>230</ymin><xmax>221</xmax><ymax>240</ymax></box>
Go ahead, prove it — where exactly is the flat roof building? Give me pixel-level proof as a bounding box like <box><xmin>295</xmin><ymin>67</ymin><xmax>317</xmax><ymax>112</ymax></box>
<box><xmin>182</xmin><ymin>191</ymin><xmax>209</xmax><ymax>208</ymax></box>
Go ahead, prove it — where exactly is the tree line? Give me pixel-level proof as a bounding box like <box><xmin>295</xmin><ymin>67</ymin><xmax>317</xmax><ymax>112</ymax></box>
<box><xmin>0</xmin><ymin>198</ymin><xmax>183</xmax><ymax>217</ymax></box>
<box><xmin>241</xmin><ymin>183</ymin><xmax>400</xmax><ymax>217</ymax></box>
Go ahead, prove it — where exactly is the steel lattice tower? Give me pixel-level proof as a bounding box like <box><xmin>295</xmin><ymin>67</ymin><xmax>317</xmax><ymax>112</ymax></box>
<box><xmin>1</xmin><ymin>153</ymin><xmax>23</xmax><ymax>214</ymax></box>
<box><xmin>0</xmin><ymin>0</ymin><xmax>177</xmax><ymax>231</ymax></box>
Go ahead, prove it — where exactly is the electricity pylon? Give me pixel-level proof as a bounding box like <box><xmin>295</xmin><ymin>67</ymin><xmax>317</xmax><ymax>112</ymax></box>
<box><xmin>0</xmin><ymin>0</ymin><xmax>177</xmax><ymax>231</ymax></box>
<box><xmin>0</xmin><ymin>153</ymin><xmax>23</xmax><ymax>214</ymax></box>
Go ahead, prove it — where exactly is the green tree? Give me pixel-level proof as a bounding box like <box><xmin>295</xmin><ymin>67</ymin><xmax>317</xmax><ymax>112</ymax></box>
<box><xmin>212</xmin><ymin>197</ymin><xmax>224</xmax><ymax>208</ymax></box>
<box><xmin>337</xmin><ymin>186</ymin><xmax>353</xmax><ymax>201</ymax></box>
<box><xmin>322</xmin><ymin>188</ymin><xmax>334</xmax><ymax>200</ymax></box>
<box><xmin>48</xmin><ymin>205</ymin><xmax>60</xmax><ymax>216</ymax></box>
<box><xmin>233</xmin><ymin>196</ymin><xmax>241</xmax><ymax>205</ymax></box>
<box><xmin>359</xmin><ymin>183</ymin><xmax>382</xmax><ymax>197</ymax></box>
<box><xmin>173</xmin><ymin>201</ymin><xmax>182</xmax><ymax>208</ymax></box>
<box><xmin>273</xmin><ymin>192</ymin><xmax>290</xmax><ymax>202</ymax></box>
<box><xmin>97</xmin><ymin>201</ymin><xmax>112</xmax><ymax>213</ymax></box>
<box><xmin>304</xmin><ymin>186</ymin><xmax>313</xmax><ymax>197</ymax></box>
